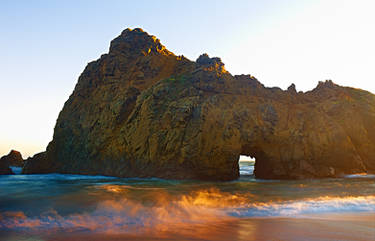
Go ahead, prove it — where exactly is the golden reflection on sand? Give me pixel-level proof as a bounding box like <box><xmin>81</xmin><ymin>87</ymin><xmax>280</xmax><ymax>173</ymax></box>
<box><xmin>2</xmin><ymin>214</ymin><xmax>373</xmax><ymax>241</ymax></box>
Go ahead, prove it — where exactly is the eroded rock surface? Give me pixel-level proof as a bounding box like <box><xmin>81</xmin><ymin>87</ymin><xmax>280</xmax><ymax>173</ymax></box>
<box><xmin>23</xmin><ymin>28</ymin><xmax>375</xmax><ymax>180</ymax></box>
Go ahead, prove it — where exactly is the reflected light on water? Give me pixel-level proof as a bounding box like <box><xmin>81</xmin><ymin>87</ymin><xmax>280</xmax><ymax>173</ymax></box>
<box><xmin>1</xmin><ymin>185</ymin><xmax>375</xmax><ymax>239</ymax></box>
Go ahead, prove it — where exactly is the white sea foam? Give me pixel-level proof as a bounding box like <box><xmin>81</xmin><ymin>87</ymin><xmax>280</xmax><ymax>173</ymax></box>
<box><xmin>344</xmin><ymin>173</ymin><xmax>375</xmax><ymax>179</ymax></box>
<box><xmin>231</xmin><ymin>195</ymin><xmax>375</xmax><ymax>217</ymax></box>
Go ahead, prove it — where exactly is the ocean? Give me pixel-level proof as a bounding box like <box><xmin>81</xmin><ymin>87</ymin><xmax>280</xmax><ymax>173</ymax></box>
<box><xmin>0</xmin><ymin>161</ymin><xmax>374</xmax><ymax>241</ymax></box>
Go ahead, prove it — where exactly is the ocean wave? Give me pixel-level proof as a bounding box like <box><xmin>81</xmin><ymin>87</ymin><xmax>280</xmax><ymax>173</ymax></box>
<box><xmin>239</xmin><ymin>165</ymin><xmax>254</xmax><ymax>175</ymax></box>
<box><xmin>1</xmin><ymin>173</ymin><xmax>117</xmax><ymax>181</ymax></box>
<box><xmin>344</xmin><ymin>173</ymin><xmax>375</xmax><ymax>179</ymax></box>
<box><xmin>1</xmin><ymin>187</ymin><xmax>374</xmax><ymax>233</ymax></box>
<box><xmin>230</xmin><ymin>195</ymin><xmax>375</xmax><ymax>217</ymax></box>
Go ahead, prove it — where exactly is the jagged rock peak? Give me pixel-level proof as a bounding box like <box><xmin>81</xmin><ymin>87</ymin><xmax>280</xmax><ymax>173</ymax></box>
<box><xmin>287</xmin><ymin>83</ymin><xmax>297</xmax><ymax>93</ymax></box>
<box><xmin>109</xmin><ymin>28</ymin><xmax>172</xmax><ymax>56</ymax></box>
<box><xmin>8</xmin><ymin>150</ymin><xmax>22</xmax><ymax>158</ymax></box>
<box><xmin>196</xmin><ymin>53</ymin><xmax>226</xmax><ymax>73</ymax></box>
<box><xmin>316</xmin><ymin>79</ymin><xmax>337</xmax><ymax>89</ymax></box>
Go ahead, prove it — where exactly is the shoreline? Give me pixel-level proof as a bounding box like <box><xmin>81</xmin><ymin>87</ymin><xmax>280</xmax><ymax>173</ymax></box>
<box><xmin>2</xmin><ymin>213</ymin><xmax>374</xmax><ymax>241</ymax></box>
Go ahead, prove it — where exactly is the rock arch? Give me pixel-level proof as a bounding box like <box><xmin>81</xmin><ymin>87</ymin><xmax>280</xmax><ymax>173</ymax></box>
<box><xmin>23</xmin><ymin>28</ymin><xmax>375</xmax><ymax>180</ymax></box>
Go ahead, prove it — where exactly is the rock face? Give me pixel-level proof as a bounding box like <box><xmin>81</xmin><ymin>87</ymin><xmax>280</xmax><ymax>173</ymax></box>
<box><xmin>0</xmin><ymin>150</ymin><xmax>24</xmax><ymax>167</ymax></box>
<box><xmin>0</xmin><ymin>162</ymin><xmax>13</xmax><ymax>175</ymax></box>
<box><xmin>0</xmin><ymin>150</ymin><xmax>24</xmax><ymax>175</ymax></box>
<box><xmin>23</xmin><ymin>28</ymin><xmax>375</xmax><ymax>180</ymax></box>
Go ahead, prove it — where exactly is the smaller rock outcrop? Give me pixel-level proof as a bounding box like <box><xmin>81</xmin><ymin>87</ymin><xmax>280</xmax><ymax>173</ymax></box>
<box><xmin>22</xmin><ymin>152</ymin><xmax>51</xmax><ymax>174</ymax></box>
<box><xmin>0</xmin><ymin>150</ymin><xmax>24</xmax><ymax>167</ymax></box>
<box><xmin>196</xmin><ymin>53</ymin><xmax>226</xmax><ymax>73</ymax></box>
<box><xmin>287</xmin><ymin>83</ymin><xmax>297</xmax><ymax>93</ymax></box>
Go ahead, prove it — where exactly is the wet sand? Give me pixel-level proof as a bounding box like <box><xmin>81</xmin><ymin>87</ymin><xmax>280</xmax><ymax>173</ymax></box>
<box><xmin>2</xmin><ymin>213</ymin><xmax>374</xmax><ymax>241</ymax></box>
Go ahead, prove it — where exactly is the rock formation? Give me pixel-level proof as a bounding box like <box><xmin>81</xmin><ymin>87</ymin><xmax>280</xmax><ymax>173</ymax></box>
<box><xmin>0</xmin><ymin>150</ymin><xmax>25</xmax><ymax>175</ymax></box>
<box><xmin>23</xmin><ymin>28</ymin><xmax>375</xmax><ymax>180</ymax></box>
<box><xmin>0</xmin><ymin>150</ymin><xmax>24</xmax><ymax>167</ymax></box>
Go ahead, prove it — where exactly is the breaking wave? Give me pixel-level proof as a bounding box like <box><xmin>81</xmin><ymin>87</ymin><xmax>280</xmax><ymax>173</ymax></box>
<box><xmin>1</xmin><ymin>187</ymin><xmax>374</xmax><ymax>233</ymax></box>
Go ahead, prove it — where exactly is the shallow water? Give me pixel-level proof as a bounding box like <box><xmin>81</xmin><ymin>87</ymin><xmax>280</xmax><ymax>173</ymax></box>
<box><xmin>239</xmin><ymin>160</ymin><xmax>255</xmax><ymax>176</ymax></box>
<box><xmin>8</xmin><ymin>167</ymin><xmax>22</xmax><ymax>175</ymax></box>
<box><xmin>0</xmin><ymin>162</ymin><xmax>374</xmax><ymax>240</ymax></box>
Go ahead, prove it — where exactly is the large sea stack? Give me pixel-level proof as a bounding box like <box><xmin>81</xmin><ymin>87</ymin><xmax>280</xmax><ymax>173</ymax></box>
<box><xmin>23</xmin><ymin>28</ymin><xmax>375</xmax><ymax>180</ymax></box>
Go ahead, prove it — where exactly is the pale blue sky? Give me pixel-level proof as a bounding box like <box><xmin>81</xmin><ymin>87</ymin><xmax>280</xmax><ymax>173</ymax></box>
<box><xmin>1</xmin><ymin>0</ymin><xmax>375</xmax><ymax>157</ymax></box>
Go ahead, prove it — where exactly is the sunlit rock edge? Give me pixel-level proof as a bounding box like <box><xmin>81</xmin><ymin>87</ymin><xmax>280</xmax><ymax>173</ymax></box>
<box><xmin>19</xmin><ymin>28</ymin><xmax>375</xmax><ymax>181</ymax></box>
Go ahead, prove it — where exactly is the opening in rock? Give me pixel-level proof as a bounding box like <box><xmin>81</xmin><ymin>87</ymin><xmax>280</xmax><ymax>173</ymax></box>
<box><xmin>239</xmin><ymin>155</ymin><xmax>255</xmax><ymax>176</ymax></box>
<box><xmin>9</xmin><ymin>166</ymin><xmax>22</xmax><ymax>174</ymax></box>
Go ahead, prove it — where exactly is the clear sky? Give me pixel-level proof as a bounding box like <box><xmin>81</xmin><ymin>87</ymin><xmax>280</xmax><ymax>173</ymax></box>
<box><xmin>1</xmin><ymin>0</ymin><xmax>375</xmax><ymax>158</ymax></box>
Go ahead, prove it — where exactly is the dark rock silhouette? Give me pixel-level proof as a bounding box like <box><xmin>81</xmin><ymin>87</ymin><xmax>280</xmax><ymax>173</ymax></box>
<box><xmin>0</xmin><ymin>162</ymin><xmax>13</xmax><ymax>175</ymax></box>
<box><xmin>23</xmin><ymin>28</ymin><xmax>375</xmax><ymax>180</ymax></box>
<box><xmin>0</xmin><ymin>150</ymin><xmax>24</xmax><ymax>167</ymax></box>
